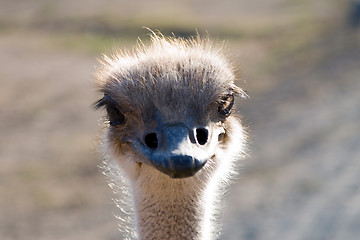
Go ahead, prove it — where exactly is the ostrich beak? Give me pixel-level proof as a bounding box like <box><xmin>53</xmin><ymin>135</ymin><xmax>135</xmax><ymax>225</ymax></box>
<box><xmin>131</xmin><ymin>124</ymin><xmax>215</xmax><ymax>178</ymax></box>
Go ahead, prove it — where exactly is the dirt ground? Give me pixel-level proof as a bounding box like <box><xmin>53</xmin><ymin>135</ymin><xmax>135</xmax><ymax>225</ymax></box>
<box><xmin>1</xmin><ymin>0</ymin><xmax>360</xmax><ymax>239</ymax></box>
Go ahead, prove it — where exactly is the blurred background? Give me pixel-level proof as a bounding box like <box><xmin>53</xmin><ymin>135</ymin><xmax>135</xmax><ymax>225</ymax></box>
<box><xmin>1</xmin><ymin>0</ymin><xmax>359</xmax><ymax>239</ymax></box>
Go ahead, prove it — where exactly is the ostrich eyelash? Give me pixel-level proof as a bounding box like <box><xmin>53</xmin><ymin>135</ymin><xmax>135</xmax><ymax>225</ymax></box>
<box><xmin>229</xmin><ymin>84</ymin><xmax>249</xmax><ymax>99</ymax></box>
<box><xmin>94</xmin><ymin>94</ymin><xmax>125</xmax><ymax>126</ymax></box>
<box><xmin>94</xmin><ymin>94</ymin><xmax>113</xmax><ymax>110</ymax></box>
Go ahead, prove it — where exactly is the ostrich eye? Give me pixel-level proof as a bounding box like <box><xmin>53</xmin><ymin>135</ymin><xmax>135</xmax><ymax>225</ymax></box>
<box><xmin>94</xmin><ymin>95</ymin><xmax>125</xmax><ymax>126</ymax></box>
<box><xmin>106</xmin><ymin>105</ymin><xmax>125</xmax><ymax>126</ymax></box>
<box><xmin>218</xmin><ymin>94</ymin><xmax>234</xmax><ymax>117</ymax></box>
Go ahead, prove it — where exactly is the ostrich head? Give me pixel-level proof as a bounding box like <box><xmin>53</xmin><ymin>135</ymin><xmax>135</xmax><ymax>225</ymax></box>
<box><xmin>95</xmin><ymin>34</ymin><xmax>247</xmax><ymax>239</ymax></box>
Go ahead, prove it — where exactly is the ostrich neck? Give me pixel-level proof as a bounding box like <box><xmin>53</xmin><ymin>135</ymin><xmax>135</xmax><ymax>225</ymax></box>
<box><xmin>132</xmin><ymin>178</ymin><xmax>212</xmax><ymax>240</ymax></box>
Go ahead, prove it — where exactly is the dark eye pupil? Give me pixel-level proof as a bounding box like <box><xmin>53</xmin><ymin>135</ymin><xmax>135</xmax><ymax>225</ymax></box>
<box><xmin>107</xmin><ymin>105</ymin><xmax>125</xmax><ymax>126</ymax></box>
<box><xmin>218</xmin><ymin>95</ymin><xmax>234</xmax><ymax>117</ymax></box>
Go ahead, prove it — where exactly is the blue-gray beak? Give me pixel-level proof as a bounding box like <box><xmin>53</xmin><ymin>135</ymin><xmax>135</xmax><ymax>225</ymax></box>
<box><xmin>131</xmin><ymin>124</ymin><xmax>212</xmax><ymax>178</ymax></box>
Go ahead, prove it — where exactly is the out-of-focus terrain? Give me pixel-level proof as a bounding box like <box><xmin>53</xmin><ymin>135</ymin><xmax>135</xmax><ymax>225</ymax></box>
<box><xmin>1</xmin><ymin>0</ymin><xmax>359</xmax><ymax>239</ymax></box>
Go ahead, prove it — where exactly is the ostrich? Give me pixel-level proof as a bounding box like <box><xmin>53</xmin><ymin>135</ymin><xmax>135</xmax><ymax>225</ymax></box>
<box><xmin>94</xmin><ymin>33</ymin><xmax>248</xmax><ymax>240</ymax></box>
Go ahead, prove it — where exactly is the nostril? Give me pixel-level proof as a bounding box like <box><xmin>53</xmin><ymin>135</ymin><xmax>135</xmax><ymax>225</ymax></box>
<box><xmin>196</xmin><ymin>128</ymin><xmax>208</xmax><ymax>145</ymax></box>
<box><xmin>144</xmin><ymin>132</ymin><xmax>158</xmax><ymax>149</ymax></box>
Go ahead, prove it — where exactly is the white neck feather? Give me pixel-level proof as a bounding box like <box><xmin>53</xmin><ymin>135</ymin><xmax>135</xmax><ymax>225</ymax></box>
<box><xmin>101</xmin><ymin>118</ymin><xmax>246</xmax><ymax>240</ymax></box>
